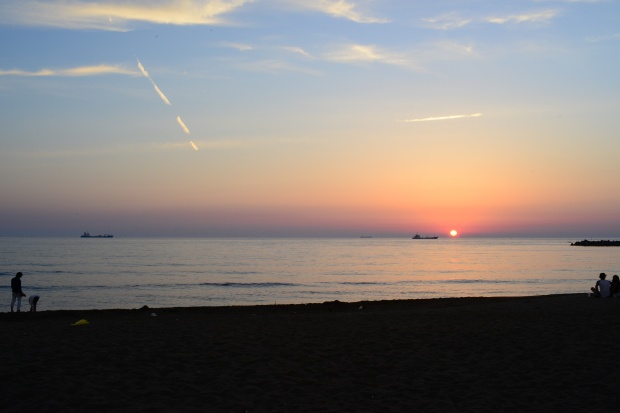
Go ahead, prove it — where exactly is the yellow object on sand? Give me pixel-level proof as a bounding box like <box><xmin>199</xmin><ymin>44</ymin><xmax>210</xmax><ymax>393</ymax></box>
<box><xmin>71</xmin><ymin>319</ymin><xmax>90</xmax><ymax>326</ymax></box>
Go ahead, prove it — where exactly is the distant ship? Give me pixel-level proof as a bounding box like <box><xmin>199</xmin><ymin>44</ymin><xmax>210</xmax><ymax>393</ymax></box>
<box><xmin>81</xmin><ymin>231</ymin><xmax>113</xmax><ymax>238</ymax></box>
<box><xmin>412</xmin><ymin>233</ymin><xmax>438</xmax><ymax>239</ymax></box>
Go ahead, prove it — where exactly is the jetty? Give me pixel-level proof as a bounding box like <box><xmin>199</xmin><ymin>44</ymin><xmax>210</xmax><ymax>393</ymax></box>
<box><xmin>571</xmin><ymin>239</ymin><xmax>620</xmax><ymax>246</ymax></box>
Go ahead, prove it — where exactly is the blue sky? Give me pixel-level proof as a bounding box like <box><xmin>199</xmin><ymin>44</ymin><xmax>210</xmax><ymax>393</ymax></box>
<box><xmin>1</xmin><ymin>0</ymin><xmax>619</xmax><ymax>237</ymax></box>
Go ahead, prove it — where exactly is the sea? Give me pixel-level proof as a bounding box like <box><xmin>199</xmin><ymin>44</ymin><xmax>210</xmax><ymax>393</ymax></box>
<box><xmin>0</xmin><ymin>237</ymin><xmax>616</xmax><ymax>311</ymax></box>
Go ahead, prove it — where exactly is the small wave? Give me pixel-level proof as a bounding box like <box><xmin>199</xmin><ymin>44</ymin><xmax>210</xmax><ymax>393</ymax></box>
<box><xmin>220</xmin><ymin>271</ymin><xmax>262</xmax><ymax>275</ymax></box>
<box><xmin>200</xmin><ymin>282</ymin><xmax>300</xmax><ymax>288</ymax></box>
<box><xmin>446</xmin><ymin>279</ymin><xmax>536</xmax><ymax>284</ymax></box>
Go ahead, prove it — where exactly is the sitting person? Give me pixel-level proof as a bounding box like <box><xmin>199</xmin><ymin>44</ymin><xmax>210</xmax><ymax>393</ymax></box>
<box><xmin>591</xmin><ymin>272</ymin><xmax>612</xmax><ymax>298</ymax></box>
<box><xmin>611</xmin><ymin>275</ymin><xmax>620</xmax><ymax>297</ymax></box>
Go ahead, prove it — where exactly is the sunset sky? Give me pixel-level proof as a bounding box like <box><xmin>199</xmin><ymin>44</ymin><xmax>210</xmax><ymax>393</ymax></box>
<box><xmin>1</xmin><ymin>0</ymin><xmax>619</xmax><ymax>237</ymax></box>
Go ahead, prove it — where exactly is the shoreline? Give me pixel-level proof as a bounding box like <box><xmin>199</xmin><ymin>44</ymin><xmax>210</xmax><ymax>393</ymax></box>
<box><xmin>0</xmin><ymin>293</ymin><xmax>588</xmax><ymax>316</ymax></box>
<box><xmin>3</xmin><ymin>294</ymin><xmax>620</xmax><ymax>412</ymax></box>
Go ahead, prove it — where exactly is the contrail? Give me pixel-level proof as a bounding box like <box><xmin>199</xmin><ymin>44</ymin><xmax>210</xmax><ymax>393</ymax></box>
<box><xmin>137</xmin><ymin>60</ymin><xmax>149</xmax><ymax>77</ymax></box>
<box><xmin>176</xmin><ymin>115</ymin><xmax>190</xmax><ymax>134</ymax></box>
<box><xmin>137</xmin><ymin>57</ymin><xmax>199</xmax><ymax>152</ymax></box>
<box><xmin>152</xmin><ymin>83</ymin><xmax>171</xmax><ymax>106</ymax></box>
<box><xmin>136</xmin><ymin>58</ymin><xmax>171</xmax><ymax>106</ymax></box>
<box><xmin>404</xmin><ymin>113</ymin><xmax>482</xmax><ymax>122</ymax></box>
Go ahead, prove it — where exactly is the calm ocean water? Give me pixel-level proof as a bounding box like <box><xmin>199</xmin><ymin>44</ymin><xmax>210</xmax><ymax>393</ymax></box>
<box><xmin>0</xmin><ymin>237</ymin><xmax>616</xmax><ymax>311</ymax></box>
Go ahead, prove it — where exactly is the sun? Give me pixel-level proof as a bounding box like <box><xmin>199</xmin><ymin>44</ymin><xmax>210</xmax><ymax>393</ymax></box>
<box><xmin>450</xmin><ymin>230</ymin><xmax>458</xmax><ymax>237</ymax></box>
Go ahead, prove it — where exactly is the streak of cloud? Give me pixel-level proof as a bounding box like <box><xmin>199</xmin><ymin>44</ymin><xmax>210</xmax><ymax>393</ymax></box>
<box><xmin>281</xmin><ymin>46</ymin><xmax>311</xmax><ymax>57</ymax></box>
<box><xmin>403</xmin><ymin>113</ymin><xmax>483</xmax><ymax>123</ymax></box>
<box><xmin>223</xmin><ymin>42</ymin><xmax>254</xmax><ymax>51</ymax></box>
<box><xmin>0</xmin><ymin>0</ymin><xmax>253</xmax><ymax>31</ymax></box>
<box><xmin>137</xmin><ymin>58</ymin><xmax>171</xmax><ymax>106</ymax></box>
<box><xmin>278</xmin><ymin>0</ymin><xmax>389</xmax><ymax>24</ymax></box>
<box><xmin>422</xmin><ymin>13</ymin><xmax>472</xmax><ymax>30</ymax></box>
<box><xmin>190</xmin><ymin>141</ymin><xmax>199</xmax><ymax>151</ymax></box>
<box><xmin>176</xmin><ymin>116</ymin><xmax>191</xmax><ymax>134</ymax></box>
<box><xmin>422</xmin><ymin>8</ymin><xmax>560</xmax><ymax>31</ymax></box>
<box><xmin>0</xmin><ymin>64</ymin><xmax>136</xmax><ymax>77</ymax></box>
<box><xmin>326</xmin><ymin>44</ymin><xmax>413</xmax><ymax>68</ymax></box>
<box><xmin>487</xmin><ymin>10</ymin><xmax>559</xmax><ymax>24</ymax></box>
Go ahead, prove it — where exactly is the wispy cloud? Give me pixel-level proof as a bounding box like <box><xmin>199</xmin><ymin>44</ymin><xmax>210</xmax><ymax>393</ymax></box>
<box><xmin>422</xmin><ymin>8</ymin><xmax>559</xmax><ymax>30</ymax></box>
<box><xmin>277</xmin><ymin>0</ymin><xmax>388</xmax><ymax>24</ymax></box>
<box><xmin>219</xmin><ymin>43</ymin><xmax>317</xmax><ymax>74</ymax></box>
<box><xmin>281</xmin><ymin>46</ymin><xmax>311</xmax><ymax>57</ymax></box>
<box><xmin>0</xmin><ymin>64</ymin><xmax>136</xmax><ymax>77</ymax></box>
<box><xmin>223</xmin><ymin>42</ymin><xmax>254</xmax><ymax>51</ymax></box>
<box><xmin>486</xmin><ymin>9</ymin><xmax>559</xmax><ymax>24</ymax></box>
<box><xmin>0</xmin><ymin>0</ymin><xmax>253</xmax><ymax>31</ymax></box>
<box><xmin>422</xmin><ymin>13</ymin><xmax>472</xmax><ymax>30</ymax></box>
<box><xmin>222</xmin><ymin>43</ymin><xmax>311</xmax><ymax>57</ymax></box>
<box><xmin>326</xmin><ymin>44</ymin><xmax>413</xmax><ymax>68</ymax></box>
<box><xmin>403</xmin><ymin>113</ymin><xmax>483</xmax><ymax>123</ymax></box>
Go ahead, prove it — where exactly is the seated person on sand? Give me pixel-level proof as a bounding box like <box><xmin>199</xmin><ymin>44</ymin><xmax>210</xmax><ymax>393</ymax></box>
<box><xmin>611</xmin><ymin>275</ymin><xmax>620</xmax><ymax>297</ymax></box>
<box><xmin>591</xmin><ymin>273</ymin><xmax>611</xmax><ymax>298</ymax></box>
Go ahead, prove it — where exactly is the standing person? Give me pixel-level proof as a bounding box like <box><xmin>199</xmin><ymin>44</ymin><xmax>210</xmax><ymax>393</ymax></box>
<box><xmin>28</xmin><ymin>295</ymin><xmax>40</xmax><ymax>312</ymax></box>
<box><xmin>10</xmin><ymin>272</ymin><xmax>26</xmax><ymax>312</ymax></box>
<box><xmin>591</xmin><ymin>272</ymin><xmax>612</xmax><ymax>298</ymax></box>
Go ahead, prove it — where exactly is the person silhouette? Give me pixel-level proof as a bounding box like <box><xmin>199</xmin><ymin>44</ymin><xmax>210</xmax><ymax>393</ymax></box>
<box><xmin>610</xmin><ymin>275</ymin><xmax>620</xmax><ymax>297</ymax></box>
<box><xmin>591</xmin><ymin>272</ymin><xmax>611</xmax><ymax>298</ymax></box>
<box><xmin>29</xmin><ymin>295</ymin><xmax>40</xmax><ymax>312</ymax></box>
<box><xmin>10</xmin><ymin>272</ymin><xmax>26</xmax><ymax>312</ymax></box>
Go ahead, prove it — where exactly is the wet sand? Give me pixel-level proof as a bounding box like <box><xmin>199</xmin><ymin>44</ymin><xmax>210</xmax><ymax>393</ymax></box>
<box><xmin>2</xmin><ymin>294</ymin><xmax>619</xmax><ymax>412</ymax></box>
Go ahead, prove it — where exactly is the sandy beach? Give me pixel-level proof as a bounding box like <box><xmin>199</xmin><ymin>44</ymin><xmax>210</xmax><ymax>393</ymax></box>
<box><xmin>2</xmin><ymin>294</ymin><xmax>620</xmax><ymax>412</ymax></box>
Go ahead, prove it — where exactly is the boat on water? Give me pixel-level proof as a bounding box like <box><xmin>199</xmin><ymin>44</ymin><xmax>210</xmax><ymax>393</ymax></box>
<box><xmin>412</xmin><ymin>233</ymin><xmax>438</xmax><ymax>239</ymax></box>
<box><xmin>81</xmin><ymin>231</ymin><xmax>113</xmax><ymax>238</ymax></box>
